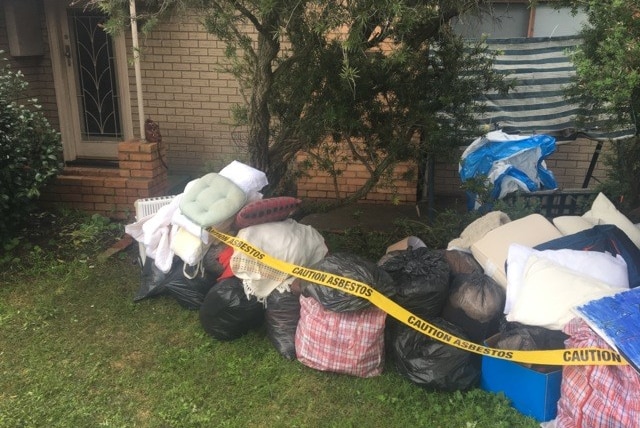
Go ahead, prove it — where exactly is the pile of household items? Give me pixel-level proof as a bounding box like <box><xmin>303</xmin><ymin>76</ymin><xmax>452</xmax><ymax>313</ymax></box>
<box><xmin>126</xmin><ymin>159</ymin><xmax>640</xmax><ymax>426</ymax></box>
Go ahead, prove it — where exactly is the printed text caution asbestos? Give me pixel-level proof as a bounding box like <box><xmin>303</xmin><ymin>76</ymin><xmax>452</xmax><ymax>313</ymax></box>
<box><xmin>208</xmin><ymin>227</ymin><xmax>628</xmax><ymax>367</ymax></box>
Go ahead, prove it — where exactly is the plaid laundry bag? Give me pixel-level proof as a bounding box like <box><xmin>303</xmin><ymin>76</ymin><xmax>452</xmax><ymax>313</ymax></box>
<box><xmin>555</xmin><ymin>318</ymin><xmax>640</xmax><ymax>428</ymax></box>
<box><xmin>295</xmin><ymin>295</ymin><xmax>387</xmax><ymax>378</ymax></box>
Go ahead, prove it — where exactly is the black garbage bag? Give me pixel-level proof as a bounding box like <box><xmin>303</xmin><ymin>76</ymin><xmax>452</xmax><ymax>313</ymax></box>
<box><xmin>199</xmin><ymin>276</ymin><xmax>265</xmax><ymax>341</ymax></box>
<box><xmin>497</xmin><ymin>320</ymin><xmax>569</xmax><ymax>351</ymax></box>
<box><xmin>494</xmin><ymin>320</ymin><xmax>569</xmax><ymax>371</ymax></box>
<box><xmin>441</xmin><ymin>249</ymin><xmax>483</xmax><ymax>277</ymax></box>
<box><xmin>441</xmin><ymin>272</ymin><xmax>505</xmax><ymax>344</ymax></box>
<box><xmin>265</xmin><ymin>289</ymin><xmax>301</xmax><ymax>360</ymax></box>
<box><xmin>389</xmin><ymin>318</ymin><xmax>480</xmax><ymax>392</ymax></box>
<box><xmin>380</xmin><ymin>247</ymin><xmax>450</xmax><ymax>319</ymax></box>
<box><xmin>135</xmin><ymin>256</ymin><xmax>215</xmax><ymax>310</ymax></box>
<box><xmin>300</xmin><ymin>252</ymin><xmax>396</xmax><ymax>313</ymax></box>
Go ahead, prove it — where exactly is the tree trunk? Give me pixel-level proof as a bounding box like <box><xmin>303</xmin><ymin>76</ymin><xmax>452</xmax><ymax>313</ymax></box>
<box><xmin>247</xmin><ymin>17</ymin><xmax>279</xmax><ymax>176</ymax></box>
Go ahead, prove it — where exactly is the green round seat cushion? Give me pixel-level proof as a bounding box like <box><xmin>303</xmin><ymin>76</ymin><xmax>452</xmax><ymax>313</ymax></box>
<box><xmin>180</xmin><ymin>173</ymin><xmax>247</xmax><ymax>228</ymax></box>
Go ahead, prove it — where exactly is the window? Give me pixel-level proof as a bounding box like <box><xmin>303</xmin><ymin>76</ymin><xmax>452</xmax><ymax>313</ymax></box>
<box><xmin>453</xmin><ymin>2</ymin><xmax>587</xmax><ymax>39</ymax></box>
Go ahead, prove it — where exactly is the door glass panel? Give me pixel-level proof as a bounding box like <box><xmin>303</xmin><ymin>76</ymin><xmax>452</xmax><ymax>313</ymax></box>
<box><xmin>69</xmin><ymin>8</ymin><xmax>122</xmax><ymax>140</ymax></box>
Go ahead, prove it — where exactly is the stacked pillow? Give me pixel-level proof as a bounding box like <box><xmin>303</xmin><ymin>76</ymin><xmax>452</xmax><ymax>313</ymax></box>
<box><xmin>505</xmin><ymin>243</ymin><xmax>629</xmax><ymax>315</ymax></box>
<box><xmin>469</xmin><ymin>213</ymin><xmax>563</xmax><ymax>288</ymax></box>
<box><xmin>504</xmin><ymin>246</ymin><xmax>629</xmax><ymax>330</ymax></box>
<box><xmin>553</xmin><ymin>192</ymin><xmax>640</xmax><ymax>248</ymax></box>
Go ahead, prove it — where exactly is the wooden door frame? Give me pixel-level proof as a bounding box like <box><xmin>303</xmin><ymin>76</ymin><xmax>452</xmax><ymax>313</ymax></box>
<box><xmin>44</xmin><ymin>0</ymin><xmax>133</xmax><ymax>161</ymax></box>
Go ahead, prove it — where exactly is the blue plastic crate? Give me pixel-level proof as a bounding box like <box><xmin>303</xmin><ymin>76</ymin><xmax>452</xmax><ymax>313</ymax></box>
<box><xmin>481</xmin><ymin>334</ymin><xmax>562</xmax><ymax>422</ymax></box>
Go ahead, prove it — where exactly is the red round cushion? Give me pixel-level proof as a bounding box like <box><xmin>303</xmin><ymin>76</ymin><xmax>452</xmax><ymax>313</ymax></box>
<box><xmin>234</xmin><ymin>197</ymin><xmax>302</xmax><ymax>228</ymax></box>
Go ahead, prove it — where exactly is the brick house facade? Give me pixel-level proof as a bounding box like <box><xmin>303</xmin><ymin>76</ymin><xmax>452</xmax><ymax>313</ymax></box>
<box><xmin>0</xmin><ymin>1</ymin><xmax>611</xmax><ymax>220</ymax></box>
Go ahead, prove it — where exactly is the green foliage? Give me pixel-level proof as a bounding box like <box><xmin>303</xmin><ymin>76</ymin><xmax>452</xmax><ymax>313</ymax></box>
<box><xmin>554</xmin><ymin>0</ymin><xmax>640</xmax><ymax>209</ymax></box>
<box><xmin>0</xmin><ymin>208</ymin><xmax>124</xmax><ymax>275</ymax></box>
<box><xmin>560</xmin><ymin>0</ymin><xmax>640</xmax><ymax>133</ymax></box>
<box><xmin>396</xmin><ymin>208</ymin><xmax>483</xmax><ymax>249</ymax></box>
<box><xmin>458</xmin><ymin>177</ymin><xmax>540</xmax><ymax>219</ymax></box>
<box><xmin>597</xmin><ymin>137</ymin><xmax>640</xmax><ymax>210</ymax></box>
<box><xmin>0</xmin><ymin>54</ymin><xmax>63</xmax><ymax>240</ymax></box>
<box><xmin>271</xmin><ymin>6</ymin><xmax>510</xmax><ymax>200</ymax></box>
<box><xmin>321</xmin><ymin>207</ymin><xmax>483</xmax><ymax>259</ymax></box>
<box><xmin>491</xmin><ymin>197</ymin><xmax>542</xmax><ymax>221</ymax></box>
<box><xmin>460</xmin><ymin>176</ymin><xmax>493</xmax><ymax>208</ymax></box>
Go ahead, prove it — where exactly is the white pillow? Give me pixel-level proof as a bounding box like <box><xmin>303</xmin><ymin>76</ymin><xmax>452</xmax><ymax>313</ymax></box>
<box><xmin>219</xmin><ymin>160</ymin><xmax>268</xmax><ymax>202</ymax></box>
<box><xmin>552</xmin><ymin>215</ymin><xmax>596</xmax><ymax>236</ymax></box>
<box><xmin>470</xmin><ymin>213</ymin><xmax>562</xmax><ymax>288</ymax></box>
<box><xmin>505</xmin><ymin>243</ymin><xmax>629</xmax><ymax>314</ymax></box>
<box><xmin>171</xmin><ymin>226</ymin><xmax>211</xmax><ymax>267</ymax></box>
<box><xmin>506</xmin><ymin>255</ymin><xmax>623</xmax><ymax>330</ymax></box>
<box><xmin>582</xmin><ymin>192</ymin><xmax>640</xmax><ymax>248</ymax></box>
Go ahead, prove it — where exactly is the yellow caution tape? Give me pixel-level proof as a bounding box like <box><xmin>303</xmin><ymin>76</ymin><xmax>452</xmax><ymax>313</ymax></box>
<box><xmin>208</xmin><ymin>227</ymin><xmax>628</xmax><ymax>367</ymax></box>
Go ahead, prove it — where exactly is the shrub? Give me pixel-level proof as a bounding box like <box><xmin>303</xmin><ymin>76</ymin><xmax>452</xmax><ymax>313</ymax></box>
<box><xmin>597</xmin><ymin>137</ymin><xmax>640</xmax><ymax>213</ymax></box>
<box><xmin>0</xmin><ymin>54</ymin><xmax>63</xmax><ymax>239</ymax></box>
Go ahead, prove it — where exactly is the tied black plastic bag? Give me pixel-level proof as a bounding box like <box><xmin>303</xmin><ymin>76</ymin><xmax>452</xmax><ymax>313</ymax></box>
<box><xmin>199</xmin><ymin>277</ymin><xmax>265</xmax><ymax>341</ymax></box>
<box><xmin>497</xmin><ymin>320</ymin><xmax>568</xmax><ymax>350</ymax></box>
<box><xmin>300</xmin><ymin>252</ymin><xmax>396</xmax><ymax>313</ymax></box>
<box><xmin>441</xmin><ymin>272</ymin><xmax>505</xmax><ymax>344</ymax></box>
<box><xmin>495</xmin><ymin>320</ymin><xmax>568</xmax><ymax>371</ymax></box>
<box><xmin>441</xmin><ymin>249</ymin><xmax>483</xmax><ymax>277</ymax></box>
<box><xmin>265</xmin><ymin>289</ymin><xmax>301</xmax><ymax>360</ymax></box>
<box><xmin>135</xmin><ymin>256</ymin><xmax>215</xmax><ymax>310</ymax></box>
<box><xmin>389</xmin><ymin>318</ymin><xmax>480</xmax><ymax>391</ymax></box>
<box><xmin>380</xmin><ymin>247</ymin><xmax>450</xmax><ymax>319</ymax></box>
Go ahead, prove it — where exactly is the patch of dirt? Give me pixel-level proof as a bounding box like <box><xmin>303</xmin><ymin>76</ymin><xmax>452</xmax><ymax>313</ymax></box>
<box><xmin>2</xmin><ymin>209</ymin><xmax>126</xmax><ymax>266</ymax></box>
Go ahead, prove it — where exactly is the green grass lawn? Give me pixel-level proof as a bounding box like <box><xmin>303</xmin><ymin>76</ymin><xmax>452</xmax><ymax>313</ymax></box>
<box><xmin>0</xmin><ymin>210</ymin><xmax>539</xmax><ymax>428</ymax></box>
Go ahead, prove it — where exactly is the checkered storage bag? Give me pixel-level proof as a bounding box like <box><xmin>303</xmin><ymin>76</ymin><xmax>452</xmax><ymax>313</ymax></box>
<box><xmin>555</xmin><ymin>318</ymin><xmax>640</xmax><ymax>428</ymax></box>
<box><xmin>295</xmin><ymin>295</ymin><xmax>387</xmax><ymax>378</ymax></box>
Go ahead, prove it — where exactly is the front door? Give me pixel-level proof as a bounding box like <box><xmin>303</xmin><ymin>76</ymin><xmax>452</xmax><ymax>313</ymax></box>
<box><xmin>44</xmin><ymin>0</ymin><xmax>133</xmax><ymax>161</ymax></box>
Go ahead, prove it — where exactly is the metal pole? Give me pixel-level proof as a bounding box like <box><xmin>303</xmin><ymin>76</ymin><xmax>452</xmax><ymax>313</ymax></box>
<box><xmin>130</xmin><ymin>0</ymin><xmax>145</xmax><ymax>139</ymax></box>
<box><xmin>583</xmin><ymin>139</ymin><xmax>603</xmax><ymax>188</ymax></box>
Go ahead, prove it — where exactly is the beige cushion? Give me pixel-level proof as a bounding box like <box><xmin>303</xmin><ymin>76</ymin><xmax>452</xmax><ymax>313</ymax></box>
<box><xmin>553</xmin><ymin>215</ymin><xmax>596</xmax><ymax>236</ymax></box>
<box><xmin>470</xmin><ymin>213</ymin><xmax>562</xmax><ymax>288</ymax></box>
<box><xmin>582</xmin><ymin>192</ymin><xmax>640</xmax><ymax>248</ymax></box>
<box><xmin>506</xmin><ymin>256</ymin><xmax>623</xmax><ymax>330</ymax></box>
<box><xmin>447</xmin><ymin>211</ymin><xmax>511</xmax><ymax>252</ymax></box>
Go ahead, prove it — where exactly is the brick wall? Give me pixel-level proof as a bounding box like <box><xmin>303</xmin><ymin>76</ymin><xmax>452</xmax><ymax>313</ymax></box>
<box><xmin>130</xmin><ymin>13</ymin><xmax>248</xmax><ymax>176</ymax></box>
<box><xmin>0</xmin><ymin>1</ymin><xmax>59</xmax><ymax>130</ymax></box>
<box><xmin>39</xmin><ymin>141</ymin><xmax>169</xmax><ymax>220</ymax></box>
<box><xmin>295</xmin><ymin>151</ymin><xmax>418</xmax><ymax>204</ymax></box>
<box><xmin>296</xmin><ymin>137</ymin><xmax>612</xmax><ymax>204</ymax></box>
<box><xmin>545</xmin><ymin>138</ymin><xmax>610</xmax><ymax>188</ymax></box>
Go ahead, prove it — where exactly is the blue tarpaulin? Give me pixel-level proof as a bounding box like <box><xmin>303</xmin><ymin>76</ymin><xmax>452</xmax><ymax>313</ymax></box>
<box><xmin>459</xmin><ymin>130</ymin><xmax>558</xmax><ymax>209</ymax></box>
